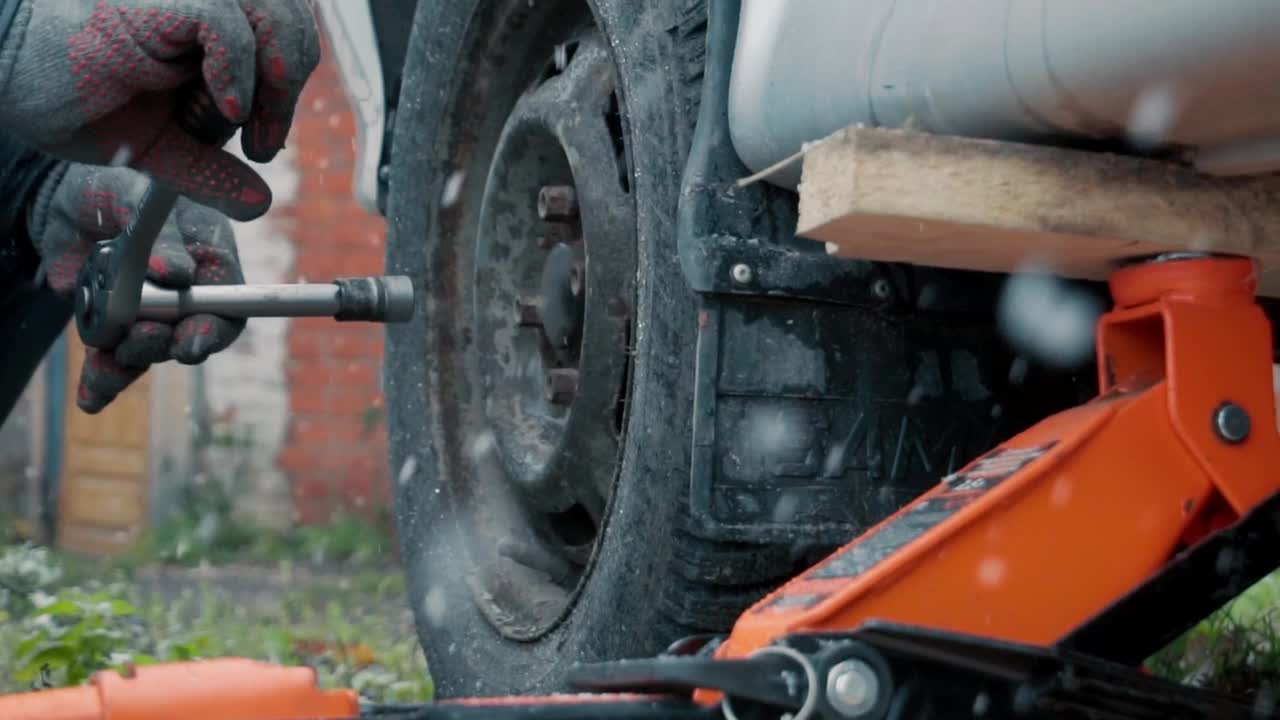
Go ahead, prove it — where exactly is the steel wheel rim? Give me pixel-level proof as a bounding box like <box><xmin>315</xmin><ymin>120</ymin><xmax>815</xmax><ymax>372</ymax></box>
<box><xmin>459</xmin><ymin>29</ymin><xmax>637</xmax><ymax>641</ymax></box>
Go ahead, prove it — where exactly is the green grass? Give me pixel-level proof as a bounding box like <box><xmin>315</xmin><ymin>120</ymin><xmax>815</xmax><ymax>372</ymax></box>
<box><xmin>0</xmin><ymin>545</ymin><xmax>431</xmax><ymax>703</ymax></box>
<box><xmin>5</xmin><ymin>534</ymin><xmax>1279</xmax><ymax>706</ymax></box>
<box><xmin>1146</xmin><ymin>571</ymin><xmax>1280</xmax><ymax>697</ymax></box>
<box><xmin>120</xmin><ymin>474</ymin><xmax>397</xmax><ymax>569</ymax></box>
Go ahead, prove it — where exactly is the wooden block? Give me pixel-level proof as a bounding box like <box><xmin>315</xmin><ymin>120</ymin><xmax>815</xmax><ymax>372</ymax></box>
<box><xmin>797</xmin><ymin>127</ymin><xmax>1280</xmax><ymax>298</ymax></box>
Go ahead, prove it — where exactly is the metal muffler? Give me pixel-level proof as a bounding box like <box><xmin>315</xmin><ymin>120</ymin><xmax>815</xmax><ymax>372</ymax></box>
<box><xmin>728</xmin><ymin>0</ymin><xmax>1280</xmax><ymax>188</ymax></box>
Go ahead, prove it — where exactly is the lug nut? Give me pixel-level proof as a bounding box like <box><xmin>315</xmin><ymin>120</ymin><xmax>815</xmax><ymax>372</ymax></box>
<box><xmin>538</xmin><ymin>185</ymin><xmax>578</xmax><ymax>221</ymax></box>
<box><xmin>515</xmin><ymin>296</ymin><xmax>543</xmax><ymax>326</ymax></box>
<box><xmin>545</xmin><ymin>368</ymin><xmax>579</xmax><ymax>405</ymax></box>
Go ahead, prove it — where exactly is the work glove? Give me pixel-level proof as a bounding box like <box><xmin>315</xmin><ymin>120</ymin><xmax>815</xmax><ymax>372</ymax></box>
<box><xmin>0</xmin><ymin>0</ymin><xmax>321</xmax><ymax>221</ymax></box>
<box><xmin>29</xmin><ymin>162</ymin><xmax>246</xmax><ymax>413</ymax></box>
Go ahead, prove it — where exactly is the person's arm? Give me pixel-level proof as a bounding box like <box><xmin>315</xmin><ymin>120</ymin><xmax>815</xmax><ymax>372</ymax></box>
<box><xmin>0</xmin><ymin>130</ymin><xmax>70</xmax><ymax>426</ymax></box>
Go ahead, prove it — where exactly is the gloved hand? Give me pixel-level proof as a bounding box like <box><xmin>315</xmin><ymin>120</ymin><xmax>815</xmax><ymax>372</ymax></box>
<box><xmin>0</xmin><ymin>0</ymin><xmax>320</xmax><ymax>221</ymax></box>
<box><xmin>29</xmin><ymin>162</ymin><xmax>245</xmax><ymax>413</ymax></box>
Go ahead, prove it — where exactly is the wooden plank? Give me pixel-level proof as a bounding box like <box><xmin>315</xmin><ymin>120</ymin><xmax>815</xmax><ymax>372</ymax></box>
<box><xmin>796</xmin><ymin>127</ymin><xmax>1280</xmax><ymax>297</ymax></box>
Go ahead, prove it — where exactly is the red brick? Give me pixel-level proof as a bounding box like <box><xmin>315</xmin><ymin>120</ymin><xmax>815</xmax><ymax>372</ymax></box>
<box><xmin>293</xmin><ymin>193</ymin><xmax>339</xmax><ymax>221</ymax></box>
<box><xmin>287</xmin><ymin>361</ymin><xmax>377</xmax><ymax>389</ymax></box>
<box><xmin>284</xmin><ymin>363</ymin><xmax>325</xmax><ymax>388</ymax></box>
<box><xmin>284</xmin><ymin>48</ymin><xmax>394</xmax><ymax>524</ymax></box>
<box><xmin>298</xmin><ymin>172</ymin><xmax>343</xmax><ymax>197</ymax></box>
<box><xmin>327</xmin><ymin>387</ymin><xmax>384</xmax><ymax>415</ymax></box>
<box><xmin>281</xmin><ymin>445</ymin><xmax>332</xmax><ymax>477</ymax></box>
<box><xmin>289</xmin><ymin>390</ymin><xmax>331</xmax><ymax>415</ymax></box>
<box><xmin>327</xmin><ymin>333</ymin><xmax>382</xmax><ymax>359</ymax></box>
<box><xmin>293</xmin><ymin>252</ymin><xmax>350</xmax><ymax>278</ymax></box>
<box><xmin>335</xmin><ymin>471</ymin><xmax>374</xmax><ymax>501</ymax></box>
<box><xmin>286</xmin><ymin>332</ymin><xmax>325</xmax><ymax>359</ymax></box>
<box><xmin>338</xmin><ymin>362</ymin><xmax>378</xmax><ymax>387</ymax></box>
<box><xmin>288</xmin><ymin>415</ymin><xmax>366</xmax><ymax>446</ymax></box>
<box><xmin>292</xmin><ymin>476</ymin><xmax>332</xmax><ymax>501</ymax></box>
<box><xmin>293</xmin><ymin>498</ymin><xmax>332</xmax><ymax>525</ymax></box>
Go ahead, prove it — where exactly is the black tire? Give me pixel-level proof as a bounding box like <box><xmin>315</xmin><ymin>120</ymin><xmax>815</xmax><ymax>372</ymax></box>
<box><xmin>382</xmin><ymin>0</ymin><xmax>1082</xmax><ymax>699</ymax></box>
<box><xmin>385</xmin><ymin>0</ymin><xmax>722</xmax><ymax>697</ymax></box>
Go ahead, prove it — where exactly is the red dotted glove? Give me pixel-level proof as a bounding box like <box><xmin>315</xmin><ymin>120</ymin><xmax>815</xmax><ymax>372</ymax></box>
<box><xmin>29</xmin><ymin>163</ymin><xmax>246</xmax><ymax>413</ymax></box>
<box><xmin>0</xmin><ymin>0</ymin><xmax>320</xmax><ymax>221</ymax></box>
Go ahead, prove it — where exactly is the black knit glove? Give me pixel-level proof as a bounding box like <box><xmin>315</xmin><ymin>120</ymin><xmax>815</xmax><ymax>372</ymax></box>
<box><xmin>0</xmin><ymin>0</ymin><xmax>320</xmax><ymax>221</ymax></box>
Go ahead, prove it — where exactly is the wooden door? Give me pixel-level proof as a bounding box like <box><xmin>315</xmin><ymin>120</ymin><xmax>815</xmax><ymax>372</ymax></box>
<box><xmin>57</xmin><ymin>331</ymin><xmax>152</xmax><ymax>555</ymax></box>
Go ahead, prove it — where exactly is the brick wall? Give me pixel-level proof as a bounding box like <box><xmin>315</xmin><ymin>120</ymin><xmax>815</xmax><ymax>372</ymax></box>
<box><xmin>275</xmin><ymin>48</ymin><xmax>390</xmax><ymax>524</ymax></box>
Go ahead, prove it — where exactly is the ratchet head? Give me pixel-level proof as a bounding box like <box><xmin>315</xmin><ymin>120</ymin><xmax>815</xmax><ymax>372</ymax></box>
<box><xmin>75</xmin><ymin>181</ymin><xmax>177</xmax><ymax>349</ymax></box>
<box><xmin>75</xmin><ymin>86</ymin><xmax>239</xmax><ymax>349</ymax></box>
<box><xmin>74</xmin><ymin>243</ymin><xmax>124</xmax><ymax>348</ymax></box>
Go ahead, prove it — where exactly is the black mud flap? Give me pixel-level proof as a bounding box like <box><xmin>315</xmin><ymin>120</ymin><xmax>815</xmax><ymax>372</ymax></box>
<box><xmin>675</xmin><ymin>0</ymin><xmax>1087</xmax><ymax>547</ymax></box>
<box><xmin>688</xmin><ymin>295</ymin><xmax>1040</xmax><ymax>546</ymax></box>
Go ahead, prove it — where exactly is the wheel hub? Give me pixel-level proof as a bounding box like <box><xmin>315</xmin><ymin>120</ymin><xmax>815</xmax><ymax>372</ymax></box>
<box><xmin>539</xmin><ymin>240</ymin><xmax>586</xmax><ymax>355</ymax></box>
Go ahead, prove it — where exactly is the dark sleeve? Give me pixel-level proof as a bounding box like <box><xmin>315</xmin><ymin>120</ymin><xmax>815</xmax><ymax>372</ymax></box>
<box><xmin>0</xmin><ymin>282</ymin><xmax>71</xmax><ymax>425</ymax></box>
<box><xmin>0</xmin><ymin>131</ymin><xmax>70</xmax><ymax>426</ymax></box>
<box><xmin>0</xmin><ymin>131</ymin><xmax>62</xmax><ymax>286</ymax></box>
<box><xmin>0</xmin><ymin>0</ymin><xmax>21</xmax><ymax>59</ymax></box>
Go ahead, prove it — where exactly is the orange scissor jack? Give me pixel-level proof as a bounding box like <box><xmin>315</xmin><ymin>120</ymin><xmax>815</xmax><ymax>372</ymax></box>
<box><xmin>2</xmin><ymin>253</ymin><xmax>1276</xmax><ymax>720</ymax></box>
<box><xmin>571</xmin><ymin>253</ymin><xmax>1280</xmax><ymax>719</ymax></box>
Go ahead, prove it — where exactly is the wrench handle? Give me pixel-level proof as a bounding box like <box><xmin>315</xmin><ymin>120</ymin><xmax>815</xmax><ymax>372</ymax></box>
<box><xmin>136</xmin><ymin>276</ymin><xmax>416</xmax><ymax>323</ymax></box>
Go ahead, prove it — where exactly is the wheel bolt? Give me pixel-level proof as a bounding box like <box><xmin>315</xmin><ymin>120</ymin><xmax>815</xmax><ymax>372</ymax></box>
<box><xmin>516</xmin><ymin>296</ymin><xmax>543</xmax><ymax>326</ymax></box>
<box><xmin>538</xmin><ymin>185</ymin><xmax>578</xmax><ymax>221</ymax></box>
<box><xmin>545</xmin><ymin>368</ymin><xmax>579</xmax><ymax>405</ymax></box>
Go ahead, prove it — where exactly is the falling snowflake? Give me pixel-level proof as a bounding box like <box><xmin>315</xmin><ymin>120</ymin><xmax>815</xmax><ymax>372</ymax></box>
<box><xmin>997</xmin><ymin>262</ymin><xmax>1102</xmax><ymax>369</ymax></box>
<box><xmin>423</xmin><ymin>585</ymin><xmax>447</xmax><ymax>626</ymax></box>
<box><xmin>466</xmin><ymin>431</ymin><xmax>496</xmax><ymax>460</ymax></box>
<box><xmin>397</xmin><ymin>455</ymin><xmax>418</xmax><ymax>486</ymax></box>
<box><xmin>441</xmin><ymin>170</ymin><xmax>465</xmax><ymax>209</ymax></box>
<box><xmin>108</xmin><ymin>145</ymin><xmax>133</xmax><ymax>167</ymax></box>
<box><xmin>976</xmin><ymin>556</ymin><xmax>1007</xmax><ymax>588</ymax></box>
<box><xmin>1127</xmin><ymin>83</ymin><xmax>1179</xmax><ymax>151</ymax></box>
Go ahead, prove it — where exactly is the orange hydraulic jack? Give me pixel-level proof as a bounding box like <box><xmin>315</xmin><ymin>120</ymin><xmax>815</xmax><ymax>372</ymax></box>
<box><xmin>3</xmin><ymin>254</ymin><xmax>1278</xmax><ymax>720</ymax></box>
